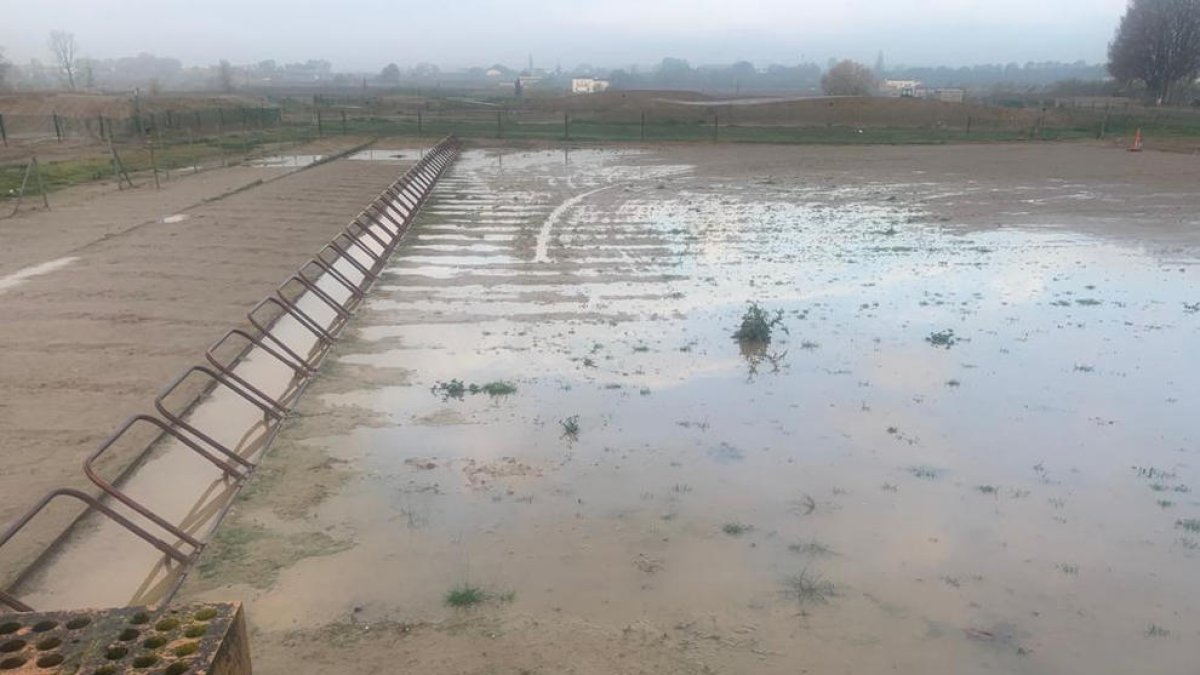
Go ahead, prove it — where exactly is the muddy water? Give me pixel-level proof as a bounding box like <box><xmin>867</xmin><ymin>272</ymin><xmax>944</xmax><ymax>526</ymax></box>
<box><xmin>192</xmin><ymin>148</ymin><xmax>1198</xmax><ymax>674</ymax></box>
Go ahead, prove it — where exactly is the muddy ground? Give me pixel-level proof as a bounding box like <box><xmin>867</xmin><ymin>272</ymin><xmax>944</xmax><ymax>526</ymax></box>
<box><xmin>0</xmin><ymin>139</ymin><xmax>423</xmax><ymax>579</ymax></box>
<box><xmin>177</xmin><ymin>142</ymin><xmax>1199</xmax><ymax>674</ymax></box>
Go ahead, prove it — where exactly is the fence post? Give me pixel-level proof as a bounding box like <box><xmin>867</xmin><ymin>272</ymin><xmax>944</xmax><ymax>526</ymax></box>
<box><xmin>564</xmin><ymin>112</ymin><xmax>570</xmax><ymax>140</ymax></box>
<box><xmin>496</xmin><ymin>110</ymin><xmax>502</xmax><ymax>139</ymax></box>
<box><xmin>33</xmin><ymin>157</ymin><xmax>49</xmax><ymax>209</ymax></box>
<box><xmin>0</xmin><ymin>113</ymin><xmax>7</xmax><ymax>147</ymax></box>
<box><xmin>641</xmin><ymin>111</ymin><xmax>646</xmax><ymax>141</ymax></box>
<box><xmin>148</xmin><ymin>139</ymin><xmax>161</xmax><ymax>190</ymax></box>
<box><xmin>966</xmin><ymin>116</ymin><xmax>972</xmax><ymax>137</ymax></box>
<box><xmin>713</xmin><ymin>113</ymin><xmax>719</xmax><ymax>142</ymax></box>
<box><xmin>53</xmin><ymin>112</ymin><xmax>63</xmax><ymax>141</ymax></box>
<box><xmin>317</xmin><ymin>111</ymin><xmax>323</xmax><ymax>137</ymax></box>
<box><xmin>417</xmin><ymin>110</ymin><xmax>423</xmax><ymax>134</ymax></box>
<box><xmin>341</xmin><ymin>110</ymin><xmax>347</xmax><ymax>135</ymax></box>
<box><xmin>1099</xmin><ymin>104</ymin><xmax>1111</xmax><ymax>139</ymax></box>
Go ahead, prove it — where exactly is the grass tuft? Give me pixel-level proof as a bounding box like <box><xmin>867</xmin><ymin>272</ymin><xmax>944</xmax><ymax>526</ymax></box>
<box><xmin>559</xmin><ymin>415</ymin><xmax>580</xmax><ymax>439</ymax></box>
<box><xmin>1175</xmin><ymin>518</ymin><xmax>1200</xmax><ymax>533</ymax></box>
<box><xmin>722</xmin><ymin>522</ymin><xmax>752</xmax><ymax>536</ymax></box>
<box><xmin>733</xmin><ymin>303</ymin><xmax>787</xmax><ymax>344</ymax></box>
<box><xmin>782</xmin><ymin>569</ymin><xmax>836</xmax><ymax>606</ymax></box>
<box><xmin>444</xmin><ymin>585</ymin><xmax>486</xmax><ymax>608</ymax></box>
<box><xmin>925</xmin><ymin>329</ymin><xmax>958</xmax><ymax>348</ymax></box>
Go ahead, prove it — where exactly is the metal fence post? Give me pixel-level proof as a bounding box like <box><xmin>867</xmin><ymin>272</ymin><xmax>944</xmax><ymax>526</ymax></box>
<box><xmin>341</xmin><ymin>110</ymin><xmax>347</xmax><ymax>135</ymax></box>
<box><xmin>317</xmin><ymin>110</ymin><xmax>323</xmax><ymax>137</ymax></box>
<box><xmin>564</xmin><ymin>112</ymin><xmax>570</xmax><ymax>140</ymax></box>
<box><xmin>53</xmin><ymin>112</ymin><xmax>63</xmax><ymax>141</ymax></box>
<box><xmin>641</xmin><ymin>111</ymin><xmax>646</xmax><ymax>141</ymax></box>
<box><xmin>713</xmin><ymin>113</ymin><xmax>719</xmax><ymax>142</ymax></box>
<box><xmin>0</xmin><ymin>113</ymin><xmax>6</xmax><ymax>147</ymax></box>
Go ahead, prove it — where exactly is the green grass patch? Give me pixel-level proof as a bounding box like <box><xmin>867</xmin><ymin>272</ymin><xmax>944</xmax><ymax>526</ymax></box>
<box><xmin>444</xmin><ymin>585</ymin><xmax>486</xmax><ymax>608</ymax></box>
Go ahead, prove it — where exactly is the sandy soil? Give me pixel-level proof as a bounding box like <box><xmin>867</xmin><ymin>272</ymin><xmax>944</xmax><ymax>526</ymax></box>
<box><xmin>176</xmin><ymin>143</ymin><xmax>1199</xmax><ymax>674</ymax></box>
<box><xmin>0</xmin><ymin>139</ymin><xmax>423</xmax><ymax>580</ymax></box>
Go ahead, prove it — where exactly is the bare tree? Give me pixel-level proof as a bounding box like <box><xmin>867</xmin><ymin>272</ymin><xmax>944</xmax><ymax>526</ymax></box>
<box><xmin>0</xmin><ymin>47</ymin><xmax>11</xmax><ymax>91</ymax></box>
<box><xmin>48</xmin><ymin>31</ymin><xmax>78</xmax><ymax>91</ymax></box>
<box><xmin>821</xmin><ymin>60</ymin><xmax>876</xmax><ymax>96</ymax></box>
<box><xmin>217</xmin><ymin>59</ymin><xmax>234</xmax><ymax>93</ymax></box>
<box><xmin>1109</xmin><ymin>0</ymin><xmax>1200</xmax><ymax>104</ymax></box>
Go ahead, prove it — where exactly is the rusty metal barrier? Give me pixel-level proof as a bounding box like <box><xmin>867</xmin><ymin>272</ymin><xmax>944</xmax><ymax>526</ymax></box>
<box><xmin>0</xmin><ymin>136</ymin><xmax>462</xmax><ymax>613</ymax></box>
<box><xmin>153</xmin><ymin>366</ymin><xmax>283</xmax><ymax>467</ymax></box>
<box><xmin>0</xmin><ymin>488</ymin><xmax>194</xmax><ymax>611</ymax></box>
<box><xmin>205</xmin><ymin>328</ymin><xmax>309</xmax><ymax>413</ymax></box>
<box><xmin>82</xmin><ymin>415</ymin><xmax>247</xmax><ymax>554</ymax></box>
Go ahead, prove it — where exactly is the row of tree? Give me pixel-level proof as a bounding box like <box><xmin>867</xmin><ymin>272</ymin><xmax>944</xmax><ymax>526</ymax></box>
<box><xmin>4</xmin><ymin>2</ymin><xmax>1198</xmax><ymax>105</ymax></box>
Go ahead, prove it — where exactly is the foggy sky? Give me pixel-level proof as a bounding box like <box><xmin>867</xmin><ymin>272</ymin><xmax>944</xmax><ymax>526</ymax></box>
<box><xmin>0</xmin><ymin>0</ymin><xmax>1127</xmax><ymax>71</ymax></box>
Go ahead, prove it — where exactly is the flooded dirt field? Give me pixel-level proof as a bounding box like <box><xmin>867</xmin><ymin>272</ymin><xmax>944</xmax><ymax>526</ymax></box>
<box><xmin>182</xmin><ymin>143</ymin><xmax>1200</xmax><ymax>674</ymax></box>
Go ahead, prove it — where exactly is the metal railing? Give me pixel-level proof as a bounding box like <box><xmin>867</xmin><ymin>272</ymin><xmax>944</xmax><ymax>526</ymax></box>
<box><xmin>0</xmin><ymin>135</ymin><xmax>462</xmax><ymax>612</ymax></box>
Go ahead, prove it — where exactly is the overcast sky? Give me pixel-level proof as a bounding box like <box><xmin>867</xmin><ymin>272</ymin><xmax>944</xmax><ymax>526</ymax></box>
<box><xmin>0</xmin><ymin>0</ymin><xmax>1128</xmax><ymax>71</ymax></box>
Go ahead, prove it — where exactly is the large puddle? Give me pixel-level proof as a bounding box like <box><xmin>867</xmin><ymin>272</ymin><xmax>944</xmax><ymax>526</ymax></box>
<box><xmin>192</xmin><ymin>148</ymin><xmax>1199</xmax><ymax>674</ymax></box>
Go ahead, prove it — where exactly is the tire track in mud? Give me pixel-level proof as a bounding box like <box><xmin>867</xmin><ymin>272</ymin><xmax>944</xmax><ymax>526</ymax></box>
<box><xmin>533</xmin><ymin>185</ymin><xmax>618</xmax><ymax>263</ymax></box>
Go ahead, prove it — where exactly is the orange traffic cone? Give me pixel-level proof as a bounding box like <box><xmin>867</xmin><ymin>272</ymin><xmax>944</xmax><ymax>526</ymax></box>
<box><xmin>1128</xmin><ymin>128</ymin><xmax>1143</xmax><ymax>152</ymax></box>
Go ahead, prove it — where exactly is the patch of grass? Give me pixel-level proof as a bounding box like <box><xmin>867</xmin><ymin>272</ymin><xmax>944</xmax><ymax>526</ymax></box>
<box><xmin>945</xmin><ymin>379</ymin><xmax>962</xmax><ymax>387</ymax></box>
<box><xmin>788</xmin><ymin>539</ymin><xmax>834</xmax><ymax>556</ymax></box>
<box><xmin>733</xmin><ymin>303</ymin><xmax>787</xmax><ymax>344</ymax></box>
<box><xmin>1057</xmin><ymin>563</ymin><xmax>1079</xmax><ymax>575</ymax></box>
<box><xmin>925</xmin><ymin>329</ymin><xmax>958</xmax><ymax>349</ymax></box>
<box><xmin>431</xmin><ymin>379</ymin><xmax>467</xmax><ymax>401</ymax></box>
<box><xmin>433</xmin><ymin>379</ymin><xmax>518</xmax><ymax>400</ymax></box>
<box><xmin>195</xmin><ymin>524</ymin><xmax>352</xmax><ymax>589</ymax></box>
<box><xmin>1157</xmin><ymin>499</ymin><xmax>1175</xmax><ymax>509</ymax></box>
<box><xmin>908</xmin><ymin>465</ymin><xmax>942</xmax><ymax>480</ymax></box>
<box><xmin>976</xmin><ymin>485</ymin><xmax>999</xmax><ymax>495</ymax></box>
<box><xmin>782</xmin><ymin>569</ymin><xmax>836</xmax><ymax>606</ymax></box>
<box><xmin>1175</xmin><ymin>518</ymin><xmax>1200</xmax><ymax>533</ymax></box>
<box><xmin>722</xmin><ymin>522</ymin><xmax>753</xmax><ymax>536</ymax></box>
<box><xmin>444</xmin><ymin>585</ymin><xmax>486</xmax><ymax>608</ymax></box>
<box><xmin>1146</xmin><ymin>624</ymin><xmax>1171</xmax><ymax>637</ymax></box>
<box><xmin>1075</xmin><ymin>298</ymin><xmax>1103</xmax><ymax>306</ymax></box>
<box><xmin>473</xmin><ymin>381</ymin><xmax>517</xmax><ymax>397</ymax></box>
<box><xmin>559</xmin><ymin>415</ymin><xmax>580</xmax><ymax>439</ymax></box>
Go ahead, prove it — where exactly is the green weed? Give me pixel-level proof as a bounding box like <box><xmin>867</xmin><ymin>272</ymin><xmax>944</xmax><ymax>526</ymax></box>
<box><xmin>444</xmin><ymin>585</ymin><xmax>486</xmax><ymax>608</ymax></box>
<box><xmin>559</xmin><ymin>415</ymin><xmax>580</xmax><ymax>439</ymax></box>
<box><xmin>925</xmin><ymin>329</ymin><xmax>958</xmax><ymax>348</ymax></box>
<box><xmin>722</xmin><ymin>522</ymin><xmax>752</xmax><ymax>536</ymax></box>
<box><xmin>733</xmin><ymin>303</ymin><xmax>787</xmax><ymax>344</ymax></box>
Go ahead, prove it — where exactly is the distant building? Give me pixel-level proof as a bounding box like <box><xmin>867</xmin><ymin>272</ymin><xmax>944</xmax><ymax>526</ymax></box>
<box><xmin>880</xmin><ymin>79</ymin><xmax>922</xmax><ymax>97</ymax></box>
<box><xmin>571</xmin><ymin>77</ymin><xmax>611</xmax><ymax>94</ymax></box>
<box><xmin>878</xmin><ymin>80</ymin><xmax>966</xmax><ymax>104</ymax></box>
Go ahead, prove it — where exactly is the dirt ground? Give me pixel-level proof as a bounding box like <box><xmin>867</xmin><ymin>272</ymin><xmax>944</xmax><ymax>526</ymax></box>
<box><xmin>171</xmin><ymin>142</ymin><xmax>1198</xmax><ymax>674</ymax></box>
<box><xmin>0</xmin><ymin>92</ymin><xmax>267</xmax><ymax>118</ymax></box>
<box><xmin>0</xmin><ymin>137</ymin><xmax>423</xmax><ymax>580</ymax></box>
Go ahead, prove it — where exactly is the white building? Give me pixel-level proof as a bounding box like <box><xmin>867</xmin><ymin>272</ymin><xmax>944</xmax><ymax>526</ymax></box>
<box><xmin>571</xmin><ymin>77</ymin><xmax>611</xmax><ymax>94</ymax></box>
<box><xmin>880</xmin><ymin>79</ymin><xmax>922</xmax><ymax>97</ymax></box>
